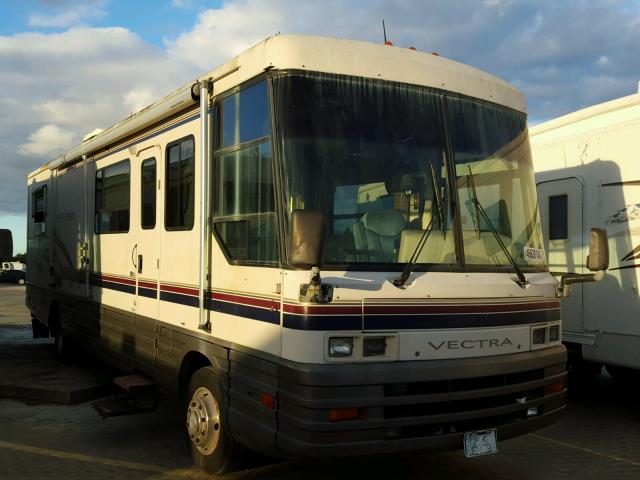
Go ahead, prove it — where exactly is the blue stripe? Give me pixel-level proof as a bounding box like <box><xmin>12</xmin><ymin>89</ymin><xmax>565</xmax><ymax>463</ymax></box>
<box><xmin>92</xmin><ymin>279</ymin><xmax>135</xmax><ymax>295</ymax></box>
<box><xmin>210</xmin><ymin>299</ymin><xmax>278</xmax><ymax>325</ymax></box>
<box><xmin>363</xmin><ymin>309</ymin><xmax>559</xmax><ymax>331</ymax></box>
<box><xmin>139</xmin><ymin>287</ymin><xmax>157</xmax><ymax>299</ymax></box>
<box><xmin>95</xmin><ymin>279</ymin><xmax>559</xmax><ymax>332</ymax></box>
<box><xmin>160</xmin><ymin>290</ymin><xmax>199</xmax><ymax>307</ymax></box>
<box><xmin>283</xmin><ymin>314</ymin><xmax>361</xmax><ymax>331</ymax></box>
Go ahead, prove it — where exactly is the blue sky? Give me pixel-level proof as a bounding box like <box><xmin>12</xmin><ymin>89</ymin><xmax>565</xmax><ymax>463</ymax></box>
<box><xmin>0</xmin><ymin>1</ymin><xmax>218</xmax><ymax>46</ymax></box>
<box><xmin>1</xmin><ymin>0</ymin><xmax>640</xmax><ymax>254</ymax></box>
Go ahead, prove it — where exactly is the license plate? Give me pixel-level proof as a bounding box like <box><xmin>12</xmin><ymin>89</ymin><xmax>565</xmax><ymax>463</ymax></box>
<box><xmin>463</xmin><ymin>429</ymin><xmax>498</xmax><ymax>458</ymax></box>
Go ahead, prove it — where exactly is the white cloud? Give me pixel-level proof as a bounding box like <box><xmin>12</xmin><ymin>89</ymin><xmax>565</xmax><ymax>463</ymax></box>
<box><xmin>2</xmin><ymin>0</ymin><xmax>640</xmax><ymax>218</ymax></box>
<box><xmin>0</xmin><ymin>25</ymin><xmax>198</xmax><ymax>214</ymax></box>
<box><xmin>28</xmin><ymin>0</ymin><xmax>107</xmax><ymax>28</ymax></box>
<box><xmin>18</xmin><ymin>124</ymin><xmax>76</xmax><ymax>157</ymax></box>
<box><xmin>123</xmin><ymin>88</ymin><xmax>156</xmax><ymax>114</ymax></box>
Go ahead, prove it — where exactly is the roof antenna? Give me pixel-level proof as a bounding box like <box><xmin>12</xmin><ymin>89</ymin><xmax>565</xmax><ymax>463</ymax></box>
<box><xmin>382</xmin><ymin>20</ymin><xmax>392</xmax><ymax>45</ymax></box>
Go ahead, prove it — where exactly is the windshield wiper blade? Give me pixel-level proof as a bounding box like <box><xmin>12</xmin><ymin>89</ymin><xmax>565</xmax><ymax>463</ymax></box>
<box><xmin>431</xmin><ymin>162</ymin><xmax>445</xmax><ymax>236</ymax></box>
<box><xmin>393</xmin><ymin>213</ymin><xmax>437</xmax><ymax>288</ymax></box>
<box><xmin>466</xmin><ymin>166</ymin><xmax>528</xmax><ymax>288</ymax></box>
<box><xmin>393</xmin><ymin>165</ymin><xmax>445</xmax><ymax>288</ymax></box>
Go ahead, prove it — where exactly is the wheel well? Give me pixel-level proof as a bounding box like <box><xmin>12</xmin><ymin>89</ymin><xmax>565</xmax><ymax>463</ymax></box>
<box><xmin>178</xmin><ymin>351</ymin><xmax>211</xmax><ymax>400</ymax></box>
<box><xmin>48</xmin><ymin>301</ymin><xmax>60</xmax><ymax>337</ymax></box>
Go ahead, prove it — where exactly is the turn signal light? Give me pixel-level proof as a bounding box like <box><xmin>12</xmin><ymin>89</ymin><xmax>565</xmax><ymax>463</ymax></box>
<box><xmin>545</xmin><ymin>380</ymin><xmax>566</xmax><ymax>395</ymax></box>
<box><xmin>260</xmin><ymin>392</ymin><xmax>276</xmax><ymax>410</ymax></box>
<box><xmin>329</xmin><ymin>407</ymin><xmax>360</xmax><ymax>422</ymax></box>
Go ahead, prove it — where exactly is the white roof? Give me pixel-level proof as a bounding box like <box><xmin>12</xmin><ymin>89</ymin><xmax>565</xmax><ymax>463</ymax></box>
<box><xmin>530</xmin><ymin>91</ymin><xmax>640</xmax><ymax>140</ymax></box>
<box><xmin>30</xmin><ymin>34</ymin><xmax>525</xmax><ymax>178</ymax></box>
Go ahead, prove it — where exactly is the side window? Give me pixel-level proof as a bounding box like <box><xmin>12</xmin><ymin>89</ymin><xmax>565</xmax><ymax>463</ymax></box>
<box><xmin>549</xmin><ymin>194</ymin><xmax>568</xmax><ymax>240</ymax></box>
<box><xmin>165</xmin><ymin>136</ymin><xmax>195</xmax><ymax>230</ymax></box>
<box><xmin>141</xmin><ymin>158</ymin><xmax>156</xmax><ymax>229</ymax></box>
<box><xmin>222</xmin><ymin>81</ymin><xmax>270</xmax><ymax>148</ymax></box>
<box><xmin>95</xmin><ymin>161</ymin><xmax>130</xmax><ymax>234</ymax></box>
<box><xmin>32</xmin><ymin>186</ymin><xmax>47</xmax><ymax>236</ymax></box>
<box><xmin>213</xmin><ymin>79</ymin><xmax>277</xmax><ymax>265</ymax></box>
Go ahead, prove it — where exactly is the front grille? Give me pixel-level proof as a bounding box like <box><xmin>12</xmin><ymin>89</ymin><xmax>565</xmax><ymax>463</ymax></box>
<box><xmin>384</xmin><ymin>368</ymin><xmax>545</xmax><ymax>397</ymax></box>
<box><xmin>384</xmin><ymin>387</ymin><xmax>545</xmax><ymax>419</ymax></box>
<box><xmin>394</xmin><ymin>409</ymin><xmax>539</xmax><ymax>440</ymax></box>
<box><xmin>378</xmin><ymin>368</ymin><xmax>552</xmax><ymax>441</ymax></box>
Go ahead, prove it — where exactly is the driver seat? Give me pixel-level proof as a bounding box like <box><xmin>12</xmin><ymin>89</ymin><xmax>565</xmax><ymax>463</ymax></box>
<box><xmin>351</xmin><ymin>209</ymin><xmax>406</xmax><ymax>262</ymax></box>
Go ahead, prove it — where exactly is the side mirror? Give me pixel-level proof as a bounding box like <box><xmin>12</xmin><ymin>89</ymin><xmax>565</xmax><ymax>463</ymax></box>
<box><xmin>0</xmin><ymin>229</ymin><xmax>13</xmax><ymax>262</ymax></box>
<box><xmin>587</xmin><ymin>228</ymin><xmax>609</xmax><ymax>271</ymax></box>
<box><xmin>288</xmin><ymin>210</ymin><xmax>326</xmax><ymax>268</ymax></box>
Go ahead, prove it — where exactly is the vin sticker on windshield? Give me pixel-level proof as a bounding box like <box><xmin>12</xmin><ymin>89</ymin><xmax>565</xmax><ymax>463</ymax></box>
<box><xmin>523</xmin><ymin>247</ymin><xmax>545</xmax><ymax>263</ymax></box>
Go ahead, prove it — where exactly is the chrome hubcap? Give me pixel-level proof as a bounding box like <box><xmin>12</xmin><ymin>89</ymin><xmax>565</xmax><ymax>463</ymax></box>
<box><xmin>186</xmin><ymin>386</ymin><xmax>221</xmax><ymax>454</ymax></box>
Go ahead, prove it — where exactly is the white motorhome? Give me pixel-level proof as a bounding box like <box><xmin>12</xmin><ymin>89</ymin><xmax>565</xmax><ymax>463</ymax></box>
<box><xmin>532</xmin><ymin>88</ymin><xmax>640</xmax><ymax>377</ymax></box>
<box><xmin>24</xmin><ymin>35</ymin><xmax>596</xmax><ymax>473</ymax></box>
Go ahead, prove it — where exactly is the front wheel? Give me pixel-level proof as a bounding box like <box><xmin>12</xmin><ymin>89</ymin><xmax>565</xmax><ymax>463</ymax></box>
<box><xmin>186</xmin><ymin>367</ymin><xmax>247</xmax><ymax>474</ymax></box>
<box><xmin>17</xmin><ymin>278</ymin><xmax>25</xmax><ymax>285</ymax></box>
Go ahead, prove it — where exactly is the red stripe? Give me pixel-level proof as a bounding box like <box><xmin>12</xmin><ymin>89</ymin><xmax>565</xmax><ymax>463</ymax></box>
<box><xmin>363</xmin><ymin>301</ymin><xmax>560</xmax><ymax>315</ymax></box>
<box><xmin>138</xmin><ymin>280</ymin><xmax>157</xmax><ymax>289</ymax></box>
<box><xmin>98</xmin><ymin>274</ymin><xmax>136</xmax><ymax>286</ymax></box>
<box><xmin>160</xmin><ymin>284</ymin><xmax>199</xmax><ymax>296</ymax></box>
<box><xmin>283</xmin><ymin>304</ymin><xmax>361</xmax><ymax>315</ymax></box>
<box><xmin>212</xmin><ymin>291</ymin><xmax>279</xmax><ymax>310</ymax></box>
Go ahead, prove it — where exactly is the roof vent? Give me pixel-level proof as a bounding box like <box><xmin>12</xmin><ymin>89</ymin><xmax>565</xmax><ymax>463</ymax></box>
<box><xmin>83</xmin><ymin>128</ymin><xmax>104</xmax><ymax>142</ymax></box>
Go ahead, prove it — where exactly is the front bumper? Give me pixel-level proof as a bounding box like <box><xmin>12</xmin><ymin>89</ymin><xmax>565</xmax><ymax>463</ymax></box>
<box><xmin>273</xmin><ymin>345</ymin><xmax>566</xmax><ymax>458</ymax></box>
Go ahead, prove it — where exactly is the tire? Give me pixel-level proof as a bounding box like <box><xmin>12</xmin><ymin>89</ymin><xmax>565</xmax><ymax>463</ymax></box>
<box><xmin>54</xmin><ymin>325</ymin><xmax>68</xmax><ymax>360</ymax></box>
<box><xmin>17</xmin><ymin>278</ymin><xmax>25</xmax><ymax>285</ymax></box>
<box><xmin>186</xmin><ymin>366</ymin><xmax>247</xmax><ymax>474</ymax></box>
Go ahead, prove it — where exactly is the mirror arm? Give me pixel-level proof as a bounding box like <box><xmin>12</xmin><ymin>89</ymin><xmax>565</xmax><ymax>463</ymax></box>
<box><xmin>557</xmin><ymin>270</ymin><xmax>605</xmax><ymax>298</ymax></box>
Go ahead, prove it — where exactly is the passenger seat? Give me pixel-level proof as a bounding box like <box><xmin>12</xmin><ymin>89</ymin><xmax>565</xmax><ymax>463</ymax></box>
<box><xmin>351</xmin><ymin>209</ymin><xmax>406</xmax><ymax>262</ymax></box>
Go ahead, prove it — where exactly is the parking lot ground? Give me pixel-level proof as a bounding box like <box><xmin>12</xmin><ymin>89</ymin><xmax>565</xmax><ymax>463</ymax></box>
<box><xmin>0</xmin><ymin>324</ymin><xmax>114</xmax><ymax>404</ymax></box>
<box><xmin>0</xmin><ymin>284</ymin><xmax>30</xmax><ymax>325</ymax></box>
<box><xmin>2</xmin><ymin>286</ymin><xmax>640</xmax><ymax>479</ymax></box>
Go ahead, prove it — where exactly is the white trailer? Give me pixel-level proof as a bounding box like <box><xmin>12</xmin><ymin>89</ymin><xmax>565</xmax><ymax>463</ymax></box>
<box><xmin>532</xmin><ymin>88</ymin><xmax>640</xmax><ymax>376</ymax></box>
<box><xmin>1</xmin><ymin>261</ymin><xmax>24</xmax><ymax>271</ymax></box>
<box><xmin>17</xmin><ymin>35</ymin><xmax>606</xmax><ymax>473</ymax></box>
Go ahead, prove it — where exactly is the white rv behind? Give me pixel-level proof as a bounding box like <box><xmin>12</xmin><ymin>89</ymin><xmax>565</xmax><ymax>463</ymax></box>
<box><xmin>532</xmin><ymin>88</ymin><xmax>640</xmax><ymax>376</ymax></box>
<box><xmin>22</xmin><ymin>35</ymin><xmax>608</xmax><ymax>474</ymax></box>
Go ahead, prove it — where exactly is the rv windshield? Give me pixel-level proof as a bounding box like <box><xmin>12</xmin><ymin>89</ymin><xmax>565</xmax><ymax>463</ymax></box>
<box><xmin>273</xmin><ymin>71</ymin><xmax>544</xmax><ymax>269</ymax></box>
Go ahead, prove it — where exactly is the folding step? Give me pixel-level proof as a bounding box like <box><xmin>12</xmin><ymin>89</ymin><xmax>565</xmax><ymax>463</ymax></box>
<box><xmin>92</xmin><ymin>374</ymin><xmax>160</xmax><ymax>420</ymax></box>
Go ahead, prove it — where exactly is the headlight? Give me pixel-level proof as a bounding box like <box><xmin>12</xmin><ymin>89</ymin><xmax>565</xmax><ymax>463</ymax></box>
<box><xmin>548</xmin><ymin>325</ymin><xmax>560</xmax><ymax>342</ymax></box>
<box><xmin>363</xmin><ymin>337</ymin><xmax>387</xmax><ymax>356</ymax></box>
<box><xmin>328</xmin><ymin>337</ymin><xmax>353</xmax><ymax>357</ymax></box>
<box><xmin>532</xmin><ymin>327</ymin><xmax>546</xmax><ymax>345</ymax></box>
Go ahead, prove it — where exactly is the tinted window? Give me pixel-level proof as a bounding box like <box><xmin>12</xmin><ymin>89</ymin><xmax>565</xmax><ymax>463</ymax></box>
<box><xmin>141</xmin><ymin>158</ymin><xmax>156</xmax><ymax>229</ymax></box>
<box><xmin>214</xmin><ymin>143</ymin><xmax>274</xmax><ymax>216</ymax></box>
<box><xmin>165</xmin><ymin>137</ymin><xmax>195</xmax><ymax>230</ymax></box>
<box><xmin>213</xmin><ymin>142</ymin><xmax>277</xmax><ymax>264</ymax></box>
<box><xmin>222</xmin><ymin>81</ymin><xmax>270</xmax><ymax>148</ymax></box>
<box><xmin>549</xmin><ymin>194</ymin><xmax>568</xmax><ymax>240</ymax></box>
<box><xmin>95</xmin><ymin>161</ymin><xmax>130</xmax><ymax>234</ymax></box>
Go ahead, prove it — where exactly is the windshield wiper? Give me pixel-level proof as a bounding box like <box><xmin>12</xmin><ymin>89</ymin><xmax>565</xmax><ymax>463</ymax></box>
<box><xmin>393</xmin><ymin>166</ymin><xmax>443</xmax><ymax>288</ymax></box>
<box><xmin>466</xmin><ymin>166</ymin><xmax>528</xmax><ymax>288</ymax></box>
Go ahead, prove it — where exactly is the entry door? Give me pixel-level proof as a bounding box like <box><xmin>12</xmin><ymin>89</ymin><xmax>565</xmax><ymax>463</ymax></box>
<box><xmin>134</xmin><ymin>154</ymin><xmax>161</xmax><ymax>371</ymax></box>
<box><xmin>537</xmin><ymin>177</ymin><xmax>584</xmax><ymax>333</ymax></box>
